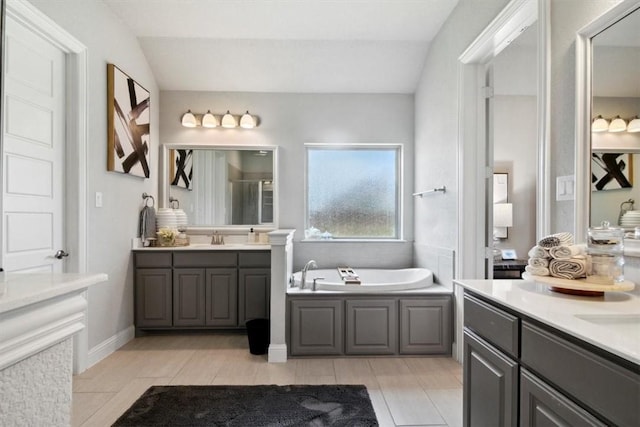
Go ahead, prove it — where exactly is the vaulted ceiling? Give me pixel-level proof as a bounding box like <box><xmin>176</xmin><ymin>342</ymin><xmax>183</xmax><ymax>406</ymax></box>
<box><xmin>103</xmin><ymin>0</ymin><xmax>460</xmax><ymax>93</ymax></box>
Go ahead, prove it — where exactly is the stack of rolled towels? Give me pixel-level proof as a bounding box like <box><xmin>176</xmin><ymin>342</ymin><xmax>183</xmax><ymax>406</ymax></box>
<box><xmin>525</xmin><ymin>232</ymin><xmax>587</xmax><ymax>280</ymax></box>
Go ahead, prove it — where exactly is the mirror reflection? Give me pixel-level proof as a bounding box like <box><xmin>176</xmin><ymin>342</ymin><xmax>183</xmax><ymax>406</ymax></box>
<box><xmin>169</xmin><ymin>149</ymin><xmax>274</xmax><ymax>226</ymax></box>
<box><xmin>590</xmin><ymin>7</ymin><xmax>640</xmax><ymax>228</ymax></box>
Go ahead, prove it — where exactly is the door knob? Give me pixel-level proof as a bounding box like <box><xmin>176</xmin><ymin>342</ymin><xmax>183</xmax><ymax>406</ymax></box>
<box><xmin>54</xmin><ymin>250</ymin><xmax>69</xmax><ymax>259</ymax></box>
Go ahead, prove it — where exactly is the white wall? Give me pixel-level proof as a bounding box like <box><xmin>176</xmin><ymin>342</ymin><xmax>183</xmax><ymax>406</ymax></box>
<box><xmin>160</xmin><ymin>91</ymin><xmax>415</xmax><ymax>270</ymax></box>
<box><xmin>27</xmin><ymin>0</ymin><xmax>159</xmax><ymax>351</ymax></box>
<box><xmin>413</xmin><ymin>0</ymin><xmax>511</xmax><ymax>271</ymax></box>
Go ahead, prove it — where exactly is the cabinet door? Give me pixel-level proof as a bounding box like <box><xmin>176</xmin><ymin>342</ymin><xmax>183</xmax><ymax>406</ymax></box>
<box><xmin>238</xmin><ymin>268</ymin><xmax>270</xmax><ymax>325</ymax></box>
<box><xmin>290</xmin><ymin>299</ymin><xmax>343</xmax><ymax>356</ymax></box>
<box><xmin>205</xmin><ymin>268</ymin><xmax>238</xmax><ymax>327</ymax></box>
<box><xmin>520</xmin><ymin>369</ymin><xmax>606</xmax><ymax>427</ymax></box>
<box><xmin>173</xmin><ymin>268</ymin><xmax>205</xmax><ymax>326</ymax></box>
<box><xmin>135</xmin><ymin>268</ymin><xmax>172</xmax><ymax>327</ymax></box>
<box><xmin>463</xmin><ymin>329</ymin><xmax>518</xmax><ymax>427</ymax></box>
<box><xmin>345</xmin><ymin>299</ymin><xmax>397</xmax><ymax>355</ymax></box>
<box><xmin>399</xmin><ymin>297</ymin><xmax>451</xmax><ymax>354</ymax></box>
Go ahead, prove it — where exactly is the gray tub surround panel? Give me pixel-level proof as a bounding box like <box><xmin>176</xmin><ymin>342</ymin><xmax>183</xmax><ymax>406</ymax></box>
<box><xmin>413</xmin><ymin>244</ymin><xmax>455</xmax><ymax>289</ymax></box>
<box><xmin>456</xmin><ymin>279</ymin><xmax>640</xmax><ymax>427</ymax></box>
<box><xmin>133</xmin><ymin>248</ymin><xmax>270</xmax><ymax>335</ymax></box>
<box><xmin>287</xmin><ymin>286</ymin><xmax>452</xmax><ymax>357</ymax></box>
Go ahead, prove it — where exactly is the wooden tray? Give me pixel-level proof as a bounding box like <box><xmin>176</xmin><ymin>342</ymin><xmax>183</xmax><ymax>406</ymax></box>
<box><xmin>522</xmin><ymin>273</ymin><xmax>635</xmax><ymax>296</ymax></box>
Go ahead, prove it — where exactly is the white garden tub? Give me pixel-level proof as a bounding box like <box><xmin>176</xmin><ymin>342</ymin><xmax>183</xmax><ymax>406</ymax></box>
<box><xmin>291</xmin><ymin>268</ymin><xmax>433</xmax><ymax>292</ymax></box>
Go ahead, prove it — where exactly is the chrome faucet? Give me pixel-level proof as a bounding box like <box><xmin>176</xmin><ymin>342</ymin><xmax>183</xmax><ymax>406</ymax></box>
<box><xmin>300</xmin><ymin>260</ymin><xmax>318</xmax><ymax>289</ymax></box>
<box><xmin>211</xmin><ymin>231</ymin><xmax>224</xmax><ymax>245</ymax></box>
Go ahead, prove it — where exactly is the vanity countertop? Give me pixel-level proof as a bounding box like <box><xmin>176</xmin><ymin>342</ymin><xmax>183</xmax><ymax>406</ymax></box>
<box><xmin>132</xmin><ymin>243</ymin><xmax>271</xmax><ymax>251</ymax></box>
<box><xmin>0</xmin><ymin>272</ymin><xmax>108</xmax><ymax>314</ymax></box>
<box><xmin>454</xmin><ymin>278</ymin><xmax>640</xmax><ymax>365</ymax></box>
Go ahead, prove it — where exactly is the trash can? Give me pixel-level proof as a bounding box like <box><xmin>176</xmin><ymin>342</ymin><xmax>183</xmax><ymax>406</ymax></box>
<box><xmin>245</xmin><ymin>318</ymin><xmax>269</xmax><ymax>355</ymax></box>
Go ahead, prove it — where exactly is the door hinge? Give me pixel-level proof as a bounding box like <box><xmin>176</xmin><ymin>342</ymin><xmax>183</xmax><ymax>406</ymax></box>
<box><xmin>482</xmin><ymin>86</ymin><xmax>494</xmax><ymax>98</ymax></box>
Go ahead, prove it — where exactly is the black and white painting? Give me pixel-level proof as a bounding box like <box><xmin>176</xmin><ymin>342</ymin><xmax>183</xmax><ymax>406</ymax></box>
<box><xmin>107</xmin><ymin>64</ymin><xmax>150</xmax><ymax>178</ymax></box>
<box><xmin>592</xmin><ymin>152</ymin><xmax>632</xmax><ymax>191</ymax></box>
<box><xmin>171</xmin><ymin>149</ymin><xmax>193</xmax><ymax>190</ymax></box>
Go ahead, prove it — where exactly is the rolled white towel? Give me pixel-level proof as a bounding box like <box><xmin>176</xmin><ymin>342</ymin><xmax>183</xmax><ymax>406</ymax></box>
<box><xmin>549</xmin><ymin>258</ymin><xmax>587</xmax><ymax>280</ymax></box>
<box><xmin>528</xmin><ymin>246</ymin><xmax>549</xmax><ymax>259</ymax></box>
<box><xmin>525</xmin><ymin>265</ymin><xmax>550</xmax><ymax>276</ymax></box>
<box><xmin>552</xmin><ymin>232</ymin><xmax>574</xmax><ymax>246</ymax></box>
<box><xmin>548</xmin><ymin>244</ymin><xmax>586</xmax><ymax>259</ymax></box>
<box><xmin>537</xmin><ymin>232</ymin><xmax>575</xmax><ymax>248</ymax></box>
<box><xmin>528</xmin><ymin>257</ymin><xmax>549</xmax><ymax>268</ymax></box>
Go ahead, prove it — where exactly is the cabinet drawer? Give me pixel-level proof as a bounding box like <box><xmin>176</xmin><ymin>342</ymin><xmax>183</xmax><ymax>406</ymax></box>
<box><xmin>173</xmin><ymin>251</ymin><xmax>237</xmax><ymax>267</ymax></box>
<box><xmin>239</xmin><ymin>251</ymin><xmax>270</xmax><ymax>267</ymax></box>
<box><xmin>463</xmin><ymin>292</ymin><xmax>519</xmax><ymax>357</ymax></box>
<box><xmin>135</xmin><ymin>252</ymin><xmax>172</xmax><ymax>268</ymax></box>
<box><xmin>521</xmin><ymin>321</ymin><xmax>640</xmax><ymax>427</ymax></box>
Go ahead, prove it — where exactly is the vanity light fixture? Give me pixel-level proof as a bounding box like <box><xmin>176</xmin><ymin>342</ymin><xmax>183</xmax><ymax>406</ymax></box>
<box><xmin>201</xmin><ymin>110</ymin><xmax>218</xmax><ymax>128</ymax></box>
<box><xmin>608</xmin><ymin>115</ymin><xmax>627</xmax><ymax>132</ymax></box>
<box><xmin>627</xmin><ymin>116</ymin><xmax>640</xmax><ymax>133</ymax></box>
<box><xmin>240</xmin><ymin>111</ymin><xmax>256</xmax><ymax>129</ymax></box>
<box><xmin>221</xmin><ymin>111</ymin><xmax>237</xmax><ymax>128</ymax></box>
<box><xmin>591</xmin><ymin>115</ymin><xmax>609</xmax><ymax>132</ymax></box>
<box><xmin>181</xmin><ymin>110</ymin><xmax>197</xmax><ymax>128</ymax></box>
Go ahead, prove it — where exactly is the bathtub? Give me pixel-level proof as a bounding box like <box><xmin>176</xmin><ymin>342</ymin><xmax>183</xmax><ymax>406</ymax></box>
<box><xmin>291</xmin><ymin>268</ymin><xmax>433</xmax><ymax>292</ymax></box>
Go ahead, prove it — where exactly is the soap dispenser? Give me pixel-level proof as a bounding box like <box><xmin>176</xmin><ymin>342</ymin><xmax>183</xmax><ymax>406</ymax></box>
<box><xmin>248</xmin><ymin>227</ymin><xmax>256</xmax><ymax>244</ymax></box>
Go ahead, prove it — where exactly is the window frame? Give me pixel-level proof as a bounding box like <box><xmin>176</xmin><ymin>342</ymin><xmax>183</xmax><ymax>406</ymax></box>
<box><xmin>304</xmin><ymin>143</ymin><xmax>404</xmax><ymax>241</ymax></box>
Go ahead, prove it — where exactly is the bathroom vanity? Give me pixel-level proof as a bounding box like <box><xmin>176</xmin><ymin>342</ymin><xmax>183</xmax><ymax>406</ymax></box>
<box><xmin>455</xmin><ymin>279</ymin><xmax>639</xmax><ymax>427</ymax></box>
<box><xmin>133</xmin><ymin>246</ymin><xmax>270</xmax><ymax>335</ymax></box>
<box><xmin>286</xmin><ymin>287</ymin><xmax>453</xmax><ymax>356</ymax></box>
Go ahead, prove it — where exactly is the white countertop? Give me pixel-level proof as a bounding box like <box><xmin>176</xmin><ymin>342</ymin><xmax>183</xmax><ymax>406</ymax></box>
<box><xmin>454</xmin><ymin>278</ymin><xmax>640</xmax><ymax>365</ymax></box>
<box><xmin>132</xmin><ymin>243</ymin><xmax>271</xmax><ymax>251</ymax></box>
<box><xmin>0</xmin><ymin>273</ymin><xmax>108</xmax><ymax>314</ymax></box>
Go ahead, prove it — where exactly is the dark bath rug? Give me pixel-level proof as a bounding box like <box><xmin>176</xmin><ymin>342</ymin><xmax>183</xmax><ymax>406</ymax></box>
<box><xmin>112</xmin><ymin>384</ymin><xmax>379</xmax><ymax>426</ymax></box>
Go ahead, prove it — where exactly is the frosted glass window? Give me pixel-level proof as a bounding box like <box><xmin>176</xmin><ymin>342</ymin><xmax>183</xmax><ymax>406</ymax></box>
<box><xmin>306</xmin><ymin>146</ymin><xmax>400</xmax><ymax>239</ymax></box>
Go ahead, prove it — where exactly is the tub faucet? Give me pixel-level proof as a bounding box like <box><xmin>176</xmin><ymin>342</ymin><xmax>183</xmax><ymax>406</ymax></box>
<box><xmin>300</xmin><ymin>260</ymin><xmax>318</xmax><ymax>289</ymax></box>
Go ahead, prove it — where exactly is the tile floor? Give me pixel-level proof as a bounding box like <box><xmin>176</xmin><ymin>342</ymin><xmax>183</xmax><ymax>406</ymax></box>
<box><xmin>72</xmin><ymin>334</ymin><xmax>463</xmax><ymax>427</ymax></box>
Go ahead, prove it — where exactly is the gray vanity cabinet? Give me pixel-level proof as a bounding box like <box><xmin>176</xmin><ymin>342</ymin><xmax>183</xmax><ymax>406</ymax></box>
<box><xmin>463</xmin><ymin>289</ymin><xmax>640</xmax><ymax>427</ymax></box>
<box><xmin>173</xmin><ymin>268</ymin><xmax>206</xmax><ymax>326</ymax></box>
<box><xmin>290</xmin><ymin>299</ymin><xmax>344</xmax><ymax>355</ymax></box>
<box><xmin>205</xmin><ymin>268</ymin><xmax>237</xmax><ymax>327</ymax></box>
<box><xmin>135</xmin><ymin>268</ymin><xmax>172</xmax><ymax>327</ymax></box>
<box><xmin>345</xmin><ymin>299</ymin><xmax>396</xmax><ymax>355</ymax></box>
<box><xmin>134</xmin><ymin>250</ymin><xmax>270</xmax><ymax>334</ymax></box>
<box><xmin>399</xmin><ymin>297</ymin><xmax>451</xmax><ymax>354</ymax></box>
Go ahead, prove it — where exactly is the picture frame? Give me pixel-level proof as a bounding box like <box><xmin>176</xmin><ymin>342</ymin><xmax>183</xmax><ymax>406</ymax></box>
<box><xmin>591</xmin><ymin>152</ymin><xmax>632</xmax><ymax>191</ymax></box>
<box><xmin>170</xmin><ymin>149</ymin><xmax>193</xmax><ymax>190</ymax></box>
<box><xmin>107</xmin><ymin>63</ymin><xmax>151</xmax><ymax>178</ymax></box>
<box><xmin>501</xmin><ymin>249</ymin><xmax>517</xmax><ymax>260</ymax></box>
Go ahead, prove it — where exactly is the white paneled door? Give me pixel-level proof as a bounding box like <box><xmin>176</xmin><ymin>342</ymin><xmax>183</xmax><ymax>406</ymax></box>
<box><xmin>2</xmin><ymin>15</ymin><xmax>66</xmax><ymax>273</ymax></box>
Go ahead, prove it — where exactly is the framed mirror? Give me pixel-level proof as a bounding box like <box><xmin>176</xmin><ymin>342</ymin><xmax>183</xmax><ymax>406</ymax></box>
<box><xmin>160</xmin><ymin>144</ymin><xmax>278</xmax><ymax>229</ymax></box>
<box><xmin>575</xmin><ymin>0</ymin><xmax>640</xmax><ymax>241</ymax></box>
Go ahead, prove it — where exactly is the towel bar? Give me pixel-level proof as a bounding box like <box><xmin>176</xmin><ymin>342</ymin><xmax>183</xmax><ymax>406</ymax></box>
<box><xmin>413</xmin><ymin>186</ymin><xmax>446</xmax><ymax>197</ymax></box>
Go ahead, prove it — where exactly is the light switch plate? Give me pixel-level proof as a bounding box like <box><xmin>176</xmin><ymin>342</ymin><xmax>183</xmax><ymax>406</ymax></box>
<box><xmin>556</xmin><ymin>175</ymin><xmax>575</xmax><ymax>201</ymax></box>
<box><xmin>95</xmin><ymin>192</ymin><xmax>103</xmax><ymax>207</ymax></box>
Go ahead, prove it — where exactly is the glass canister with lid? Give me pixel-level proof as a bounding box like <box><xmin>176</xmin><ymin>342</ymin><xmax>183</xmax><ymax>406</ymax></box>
<box><xmin>586</xmin><ymin>221</ymin><xmax>624</xmax><ymax>284</ymax></box>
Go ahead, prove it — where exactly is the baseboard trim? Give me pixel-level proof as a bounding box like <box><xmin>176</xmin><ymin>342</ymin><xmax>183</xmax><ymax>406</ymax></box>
<box><xmin>87</xmin><ymin>325</ymin><xmax>135</xmax><ymax>369</ymax></box>
<box><xmin>268</xmin><ymin>344</ymin><xmax>287</xmax><ymax>363</ymax></box>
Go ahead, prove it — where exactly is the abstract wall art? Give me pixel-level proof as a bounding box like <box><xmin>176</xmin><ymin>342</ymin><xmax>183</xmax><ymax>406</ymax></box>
<box><xmin>107</xmin><ymin>64</ymin><xmax>151</xmax><ymax>178</ymax></box>
<box><xmin>592</xmin><ymin>152</ymin><xmax>632</xmax><ymax>191</ymax></box>
<box><xmin>170</xmin><ymin>149</ymin><xmax>193</xmax><ymax>190</ymax></box>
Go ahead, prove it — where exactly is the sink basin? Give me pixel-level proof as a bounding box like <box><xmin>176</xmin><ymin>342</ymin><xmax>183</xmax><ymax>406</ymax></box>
<box><xmin>574</xmin><ymin>314</ymin><xmax>640</xmax><ymax>336</ymax></box>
